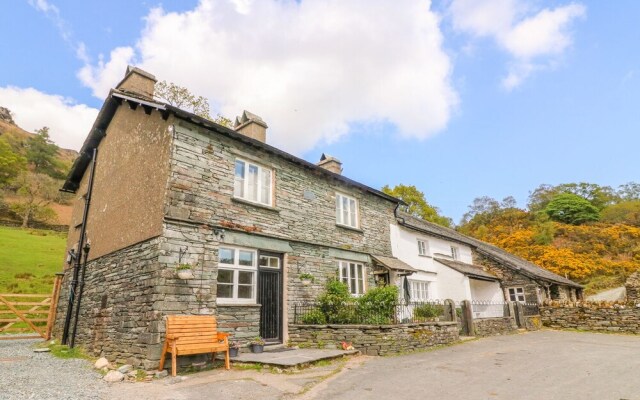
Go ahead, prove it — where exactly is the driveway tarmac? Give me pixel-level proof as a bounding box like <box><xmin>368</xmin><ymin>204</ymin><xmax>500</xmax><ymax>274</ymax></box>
<box><xmin>302</xmin><ymin>330</ymin><xmax>640</xmax><ymax>400</ymax></box>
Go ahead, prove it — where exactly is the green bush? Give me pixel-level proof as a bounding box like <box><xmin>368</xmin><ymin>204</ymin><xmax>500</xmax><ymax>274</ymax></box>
<box><xmin>413</xmin><ymin>303</ymin><xmax>444</xmax><ymax>320</ymax></box>
<box><xmin>356</xmin><ymin>285</ymin><xmax>398</xmax><ymax>324</ymax></box>
<box><xmin>318</xmin><ymin>280</ymin><xmax>353</xmax><ymax>323</ymax></box>
<box><xmin>301</xmin><ymin>309</ymin><xmax>326</xmax><ymax>324</ymax></box>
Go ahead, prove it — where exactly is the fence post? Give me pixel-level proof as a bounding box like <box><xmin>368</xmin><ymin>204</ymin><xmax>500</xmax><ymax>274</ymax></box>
<box><xmin>461</xmin><ymin>300</ymin><xmax>474</xmax><ymax>336</ymax></box>
<box><xmin>45</xmin><ymin>273</ymin><xmax>64</xmax><ymax>340</ymax></box>
<box><xmin>508</xmin><ymin>301</ymin><xmax>518</xmax><ymax>329</ymax></box>
<box><xmin>444</xmin><ymin>299</ymin><xmax>457</xmax><ymax>323</ymax></box>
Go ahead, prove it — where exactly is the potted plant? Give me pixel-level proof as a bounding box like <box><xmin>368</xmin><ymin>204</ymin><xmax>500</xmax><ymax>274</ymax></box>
<box><xmin>176</xmin><ymin>263</ymin><xmax>195</xmax><ymax>280</ymax></box>
<box><xmin>229</xmin><ymin>341</ymin><xmax>241</xmax><ymax>357</ymax></box>
<box><xmin>299</xmin><ymin>273</ymin><xmax>315</xmax><ymax>286</ymax></box>
<box><xmin>249</xmin><ymin>337</ymin><xmax>265</xmax><ymax>353</ymax></box>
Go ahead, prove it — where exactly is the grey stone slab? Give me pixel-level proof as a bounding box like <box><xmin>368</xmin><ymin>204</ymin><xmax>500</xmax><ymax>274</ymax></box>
<box><xmin>230</xmin><ymin>348</ymin><xmax>358</xmax><ymax>367</ymax></box>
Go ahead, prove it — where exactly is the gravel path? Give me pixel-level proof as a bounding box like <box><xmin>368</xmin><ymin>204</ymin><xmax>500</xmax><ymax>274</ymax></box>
<box><xmin>0</xmin><ymin>338</ymin><xmax>108</xmax><ymax>400</ymax></box>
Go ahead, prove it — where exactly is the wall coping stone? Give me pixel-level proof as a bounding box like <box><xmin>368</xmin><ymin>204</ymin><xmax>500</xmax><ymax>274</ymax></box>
<box><xmin>291</xmin><ymin>321</ymin><xmax>458</xmax><ymax>329</ymax></box>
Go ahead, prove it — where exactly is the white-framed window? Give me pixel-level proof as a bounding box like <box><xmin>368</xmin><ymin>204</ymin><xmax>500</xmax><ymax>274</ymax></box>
<box><xmin>410</xmin><ymin>280</ymin><xmax>429</xmax><ymax>301</ymax></box>
<box><xmin>417</xmin><ymin>239</ymin><xmax>430</xmax><ymax>256</ymax></box>
<box><xmin>234</xmin><ymin>159</ymin><xmax>273</xmax><ymax>206</ymax></box>
<box><xmin>338</xmin><ymin>260</ymin><xmax>365</xmax><ymax>295</ymax></box>
<box><xmin>259</xmin><ymin>255</ymin><xmax>280</xmax><ymax>269</ymax></box>
<box><xmin>450</xmin><ymin>246</ymin><xmax>459</xmax><ymax>260</ymax></box>
<box><xmin>508</xmin><ymin>287</ymin><xmax>526</xmax><ymax>302</ymax></box>
<box><xmin>217</xmin><ymin>247</ymin><xmax>257</xmax><ymax>304</ymax></box>
<box><xmin>335</xmin><ymin>192</ymin><xmax>359</xmax><ymax>228</ymax></box>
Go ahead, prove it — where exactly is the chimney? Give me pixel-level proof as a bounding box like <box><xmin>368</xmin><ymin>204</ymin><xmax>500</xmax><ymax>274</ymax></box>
<box><xmin>316</xmin><ymin>153</ymin><xmax>343</xmax><ymax>175</ymax></box>
<box><xmin>233</xmin><ymin>110</ymin><xmax>268</xmax><ymax>143</ymax></box>
<box><xmin>115</xmin><ymin>66</ymin><xmax>156</xmax><ymax>99</ymax></box>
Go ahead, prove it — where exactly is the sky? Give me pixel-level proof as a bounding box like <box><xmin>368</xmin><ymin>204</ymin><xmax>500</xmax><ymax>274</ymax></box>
<box><xmin>1</xmin><ymin>0</ymin><xmax>638</xmax><ymax>223</ymax></box>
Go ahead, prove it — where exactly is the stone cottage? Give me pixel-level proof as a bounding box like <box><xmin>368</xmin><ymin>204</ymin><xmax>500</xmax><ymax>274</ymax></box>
<box><xmin>393</xmin><ymin>212</ymin><xmax>583</xmax><ymax>303</ymax></box>
<box><xmin>54</xmin><ymin>66</ymin><xmax>412</xmax><ymax>368</ymax></box>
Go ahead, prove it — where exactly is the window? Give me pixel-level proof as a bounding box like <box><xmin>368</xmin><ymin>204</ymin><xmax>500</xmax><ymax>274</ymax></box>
<box><xmin>234</xmin><ymin>159</ymin><xmax>272</xmax><ymax>206</ymax></box>
<box><xmin>417</xmin><ymin>239</ymin><xmax>430</xmax><ymax>256</ymax></box>
<box><xmin>508</xmin><ymin>287</ymin><xmax>526</xmax><ymax>302</ymax></box>
<box><xmin>410</xmin><ymin>280</ymin><xmax>429</xmax><ymax>301</ymax></box>
<box><xmin>335</xmin><ymin>193</ymin><xmax>358</xmax><ymax>228</ymax></box>
<box><xmin>338</xmin><ymin>260</ymin><xmax>365</xmax><ymax>295</ymax></box>
<box><xmin>450</xmin><ymin>246</ymin><xmax>459</xmax><ymax>260</ymax></box>
<box><xmin>217</xmin><ymin>247</ymin><xmax>257</xmax><ymax>304</ymax></box>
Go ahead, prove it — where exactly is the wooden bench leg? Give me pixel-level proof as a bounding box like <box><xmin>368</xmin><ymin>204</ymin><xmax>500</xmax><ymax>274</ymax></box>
<box><xmin>158</xmin><ymin>341</ymin><xmax>168</xmax><ymax>371</ymax></box>
<box><xmin>171</xmin><ymin>342</ymin><xmax>177</xmax><ymax>377</ymax></box>
<box><xmin>225</xmin><ymin>349</ymin><xmax>230</xmax><ymax>370</ymax></box>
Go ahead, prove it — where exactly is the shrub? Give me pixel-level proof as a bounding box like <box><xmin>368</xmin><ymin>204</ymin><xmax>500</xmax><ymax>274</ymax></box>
<box><xmin>413</xmin><ymin>303</ymin><xmax>444</xmax><ymax>320</ymax></box>
<box><xmin>301</xmin><ymin>309</ymin><xmax>327</xmax><ymax>324</ymax></box>
<box><xmin>318</xmin><ymin>280</ymin><xmax>353</xmax><ymax>323</ymax></box>
<box><xmin>357</xmin><ymin>285</ymin><xmax>398</xmax><ymax>324</ymax></box>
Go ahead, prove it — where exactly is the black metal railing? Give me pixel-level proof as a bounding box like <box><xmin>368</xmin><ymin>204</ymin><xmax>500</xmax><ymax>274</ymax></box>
<box><xmin>293</xmin><ymin>300</ymin><xmax>449</xmax><ymax>325</ymax></box>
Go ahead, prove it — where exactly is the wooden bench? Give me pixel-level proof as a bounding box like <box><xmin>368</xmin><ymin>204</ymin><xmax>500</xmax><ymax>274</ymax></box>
<box><xmin>158</xmin><ymin>315</ymin><xmax>230</xmax><ymax>376</ymax></box>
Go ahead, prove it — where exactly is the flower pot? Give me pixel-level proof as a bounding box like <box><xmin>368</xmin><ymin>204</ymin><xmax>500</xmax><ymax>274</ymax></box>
<box><xmin>250</xmin><ymin>344</ymin><xmax>264</xmax><ymax>353</ymax></box>
<box><xmin>177</xmin><ymin>270</ymin><xmax>194</xmax><ymax>279</ymax></box>
<box><xmin>229</xmin><ymin>347</ymin><xmax>239</xmax><ymax>357</ymax></box>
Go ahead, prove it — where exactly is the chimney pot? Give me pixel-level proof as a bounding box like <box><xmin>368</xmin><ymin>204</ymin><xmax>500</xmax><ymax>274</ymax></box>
<box><xmin>115</xmin><ymin>66</ymin><xmax>157</xmax><ymax>99</ymax></box>
<box><xmin>316</xmin><ymin>153</ymin><xmax>343</xmax><ymax>175</ymax></box>
<box><xmin>233</xmin><ymin>110</ymin><xmax>268</xmax><ymax>143</ymax></box>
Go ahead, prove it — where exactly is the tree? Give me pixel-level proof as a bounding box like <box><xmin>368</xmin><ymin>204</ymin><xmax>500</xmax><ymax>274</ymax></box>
<box><xmin>617</xmin><ymin>182</ymin><xmax>640</xmax><ymax>201</ymax></box>
<box><xmin>382</xmin><ymin>184</ymin><xmax>452</xmax><ymax>227</ymax></box>
<box><xmin>544</xmin><ymin>193</ymin><xmax>600</xmax><ymax>225</ymax></box>
<box><xmin>528</xmin><ymin>182</ymin><xmax>618</xmax><ymax>212</ymax></box>
<box><xmin>459</xmin><ymin>196</ymin><xmax>529</xmax><ymax>239</ymax></box>
<box><xmin>9</xmin><ymin>172</ymin><xmax>59</xmax><ymax>228</ymax></box>
<box><xmin>0</xmin><ymin>136</ymin><xmax>26</xmax><ymax>186</ymax></box>
<box><xmin>154</xmin><ymin>80</ymin><xmax>231</xmax><ymax>126</ymax></box>
<box><xmin>600</xmin><ymin>201</ymin><xmax>640</xmax><ymax>227</ymax></box>
<box><xmin>26</xmin><ymin>127</ymin><xmax>63</xmax><ymax>178</ymax></box>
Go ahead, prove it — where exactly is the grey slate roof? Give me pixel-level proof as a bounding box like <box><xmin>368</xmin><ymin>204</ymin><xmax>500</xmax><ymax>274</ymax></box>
<box><xmin>434</xmin><ymin>258</ymin><xmax>499</xmax><ymax>282</ymax></box>
<box><xmin>397</xmin><ymin>211</ymin><xmax>582</xmax><ymax>288</ymax></box>
<box><xmin>371</xmin><ymin>255</ymin><xmax>418</xmax><ymax>273</ymax></box>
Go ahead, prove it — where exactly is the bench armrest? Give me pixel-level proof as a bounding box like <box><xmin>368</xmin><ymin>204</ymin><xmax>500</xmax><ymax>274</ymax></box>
<box><xmin>217</xmin><ymin>332</ymin><xmax>229</xmax><ymax>339</ymax></box>
<box><xmin>166</xmin><ymin>334</ymin><xmax>179</xmax><ymax>341</ymax></box>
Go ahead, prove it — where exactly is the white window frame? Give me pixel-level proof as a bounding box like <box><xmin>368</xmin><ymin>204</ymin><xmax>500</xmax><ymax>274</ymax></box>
<box><xmin>338</xmin><ymin>260</ymin><xmax>365</xmax><ymax>295</ymax></box>
<box><xmin>450</xmin><ymin>246</ymin><xmax>459</xmax><ymax>260</ymax></box>
<box><xmin>410</xmin><ymin>280</ymin><xmax>430</xmax><ymax>301</ymax></box>
<box><xmin>417</xmin><ymin>239</ymin><xmax>430</xmax><ymax>256</ymax></box>
<box><xmin>335</xmin><ymin>192</ymin><xmax>359</xmax><ymax>229</ymax></box>
<box><xmin>233</xmin><ymin>158</ymin><xmax>273</xmax><ymax>206</ymax></box>
<box><xmin>508</xmin><ymin>287</ymin><xmax>526</xmax><ymax>302</ymax></box>
<box><xmin>217</xmin><ymin>247</ymin><xmax>258</xmax><ymax>304</ymax></box>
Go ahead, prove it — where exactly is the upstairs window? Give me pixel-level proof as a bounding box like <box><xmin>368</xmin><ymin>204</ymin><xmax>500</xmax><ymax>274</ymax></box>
<box><xmin>234</xmin><ymin>159</ymin><xmax>272</xmax><ymax>206</ymax></box>
<box><xmin>450</xmin><ymin>246</ymin><xmax>459</xmax><ymax>260</ymax></box>
<box><xmin>338</xmin><ymin>260</ymin><xmax>365</xmax><ymax>295</ymax></box>
<box><xmin>417</xmin><ymin>239</ymin><xmax>430</xmax><ymax>256</ymax></box>
<box><xmin>336</xmin><ymin>193</ymin><xmax>358</xmax><ymax>228</ymax></box>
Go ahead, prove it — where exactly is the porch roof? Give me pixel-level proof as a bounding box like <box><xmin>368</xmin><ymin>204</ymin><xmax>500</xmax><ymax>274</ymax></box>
<box><xmin>434</xmin><ymin>258</ymin><xmax>499</xmax><ymax>282</ymax></box>
<box><xmin>371</xmin><ymin>255</ymin><xmax>418</xmax><ymax>274</ymax></box>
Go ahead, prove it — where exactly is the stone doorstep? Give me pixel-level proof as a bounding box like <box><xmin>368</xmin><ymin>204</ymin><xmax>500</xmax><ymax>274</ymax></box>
<box><xmin>217</xmin><ymin>348</ymin><xmax>360</xmax><ymax>368</ymax></box>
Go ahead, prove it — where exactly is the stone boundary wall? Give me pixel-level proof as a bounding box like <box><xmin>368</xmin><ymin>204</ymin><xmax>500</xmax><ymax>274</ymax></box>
<box><xmin>473</xmin><ymin>317</ymin><xmax>517</xmax><ymax>337</ymax></box>
<box><xmin>524</xmin><ymin>315</ymin><xmax>542</xmax><ymax>331</ymax></box>
<box><xmin>540</xmin><ymin>304</ymin><xmax>640</xmax><ymax>333</ymax></box>
<box><xmin>288</xmin><ymin>322</ymin><xmax>459</xmax><ymax>356</ymax></box>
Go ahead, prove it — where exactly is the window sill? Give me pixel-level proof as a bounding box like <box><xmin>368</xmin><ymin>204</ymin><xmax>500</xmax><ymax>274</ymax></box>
<box><xmin>418</xmin><ymin>255</ymin><xmax>432</xmax><ymax>258</ymax></box>
<box><xmin>336</xmin><ymin>223</ymin><xmax>364</xmax><ymax>234</ymax></box>
<box><xmin>216</xmin><ymin>302</ymin><xmax>262</xmax><ymax>307</ymax></box>
<box><xmin>232</xmin><ymin>197</ymin><xmax>280</xmax><ymax>213</ymax></box>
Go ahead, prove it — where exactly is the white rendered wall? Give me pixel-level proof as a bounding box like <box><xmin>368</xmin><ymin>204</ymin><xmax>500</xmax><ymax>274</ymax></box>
<box><xmin>469</xmin><ymin>279</ymin><xmax>503</xmax><ymax>301</ymax></box>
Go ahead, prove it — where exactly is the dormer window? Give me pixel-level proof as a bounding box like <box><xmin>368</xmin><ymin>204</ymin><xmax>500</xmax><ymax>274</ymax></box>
<box><xmin>336</xmin><ymin>192</ymin><xmax>358</xmax><ymax>228</ymax></box>
<box><xmin>234</xmin><ymin>159</ymin><xmax>272</xmax><ymax>206</ymax></box>
<box><xmin>417</xmin><ymin>239</ymin><xmax>430</xmax><ymax>256</ymax></box>
<box><xmin>450</xmin><ymin>246</ymin><xmax>459</xmax><ymax>260</ymax></box>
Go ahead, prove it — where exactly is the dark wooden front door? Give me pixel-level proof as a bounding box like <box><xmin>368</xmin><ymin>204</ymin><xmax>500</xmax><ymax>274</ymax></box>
<box><xmin>258</xmin><ymin>252</ymin><xmax>283</xmax><ymax>343</ymax></box>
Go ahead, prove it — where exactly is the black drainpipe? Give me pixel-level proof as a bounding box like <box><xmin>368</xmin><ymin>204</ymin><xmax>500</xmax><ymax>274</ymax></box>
<box><xmin>62</xmin><ymin>147</ymin><xmax>98</xmax><ymax>346</ymax></box>
<box><xmin>70</xmin><ymin>241</ymin><xmax>91</xmax><ymax>348</ymax></box>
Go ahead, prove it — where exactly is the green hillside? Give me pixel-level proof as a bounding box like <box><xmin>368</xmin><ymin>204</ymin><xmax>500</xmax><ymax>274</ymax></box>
<box><xmin>0</xmin><ymin>226</ymin><xmax>67</xmax><ymax>294</ymax></box>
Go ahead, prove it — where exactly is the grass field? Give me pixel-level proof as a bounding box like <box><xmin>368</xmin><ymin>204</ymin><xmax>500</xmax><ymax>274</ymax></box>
<box><xmin>0</xmin><ymin>226</ymin><xmax>67</xmax><ymax>294</ymax></box>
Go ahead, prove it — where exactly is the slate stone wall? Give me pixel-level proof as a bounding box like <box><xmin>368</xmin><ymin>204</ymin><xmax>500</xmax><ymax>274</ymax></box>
<box><xmin>473</xmin><ymin>317</ymin><xmax>517</xmax><ymax>337</ymax></box>
<box><xmin>540</xmin><ymin>303</ymin><xmax>640</xmax><ymax>333</ymax></box>
<box><xmin>625</xmin><ymin>272</ymin><xmax>640</xmax><ymax>302</ymax></box>
<box><xmin>472</xmin><ymin>251</ymin><xmax>541</xmax><ymax>303</ymax></box>
<box><xmin>288</xmin><ymin>322</ymin><xmax>459</xmax><ymax>356</ymax></box>
<box><xmin>165</xmin><ymin>121</ymin><xmax>397</xmax><ymax>256</ymax></box>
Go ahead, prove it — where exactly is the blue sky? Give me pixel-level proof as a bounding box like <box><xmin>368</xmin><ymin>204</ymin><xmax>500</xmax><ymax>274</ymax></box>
<box><xmin>1</xmin><ymin>0</ymin><xmax>638</xmax><ymax>222</ymax></box>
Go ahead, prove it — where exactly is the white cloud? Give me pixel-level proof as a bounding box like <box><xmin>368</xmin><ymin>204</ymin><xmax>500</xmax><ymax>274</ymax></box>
<box><xmin>0</xmin><ymin>87</ymin><xmax>98</xmax><ymax>151</ymax></box>
<box><xmin>450</xmin><ymin>0</ymin><xmax>586</xmax><ymax>89</ymax></box>
<box><xmin>78</xmin><ymin>0</ymin><xmax>458</xmax><ymax>153</ymax></box>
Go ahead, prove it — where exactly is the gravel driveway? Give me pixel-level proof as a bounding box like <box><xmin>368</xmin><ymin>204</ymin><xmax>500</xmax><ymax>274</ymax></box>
<box><xmin>0</xmin><ymin>338</ymin><xmax>108</xmax><ymax>400</ymax></box>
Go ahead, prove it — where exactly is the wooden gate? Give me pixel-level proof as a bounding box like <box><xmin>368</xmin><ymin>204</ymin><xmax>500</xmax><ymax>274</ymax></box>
<box><xmin>0</xmin><ymin>274</ymin><xmax>63</xmax><ymax>340</ymax></box>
